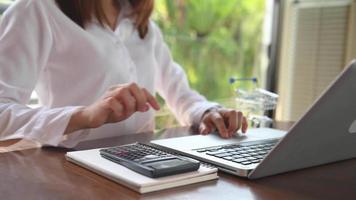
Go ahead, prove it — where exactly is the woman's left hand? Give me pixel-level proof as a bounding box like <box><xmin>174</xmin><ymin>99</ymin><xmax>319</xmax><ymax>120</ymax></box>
<box><xmin>199</xmin><ymin>108</ymin><xmax>248</xmax><ymax>138</ymax></box>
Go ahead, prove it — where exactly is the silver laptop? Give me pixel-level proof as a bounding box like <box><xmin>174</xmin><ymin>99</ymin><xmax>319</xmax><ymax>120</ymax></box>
<box><xmin>151</xmin><ymin>60</ymin><xmax>356</xmax><ymax>179</ymax></box>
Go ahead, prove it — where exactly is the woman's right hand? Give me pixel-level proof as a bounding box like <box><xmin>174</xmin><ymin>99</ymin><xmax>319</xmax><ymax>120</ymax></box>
<box><xmin>65</xmin><ymin>83</ymin><xmax>160</xmax><ymax>134</ymax></box>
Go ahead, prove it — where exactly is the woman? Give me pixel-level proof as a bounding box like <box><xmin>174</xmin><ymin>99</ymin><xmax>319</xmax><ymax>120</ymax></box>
<box><xmin>0</xmin><ymin>0</ymin><xmax>248</xmax><ymax>147</ymax></box>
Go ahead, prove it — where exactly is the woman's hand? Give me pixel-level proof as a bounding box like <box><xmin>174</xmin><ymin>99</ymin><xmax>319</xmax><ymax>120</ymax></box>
<box><xmin>65</xmin><ymin>83</ymin><xmax>160</xmax><ymax>134</ymax></box>
<box><xmin>199</xmin><ymin>108</ymin><xmax>248</xmax><ymax>138</ymax></box>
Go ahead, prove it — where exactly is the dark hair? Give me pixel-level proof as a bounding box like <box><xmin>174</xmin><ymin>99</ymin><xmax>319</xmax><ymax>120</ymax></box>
<box><xmin>55</xmin><ymin>0</ymin><xmax>154</xmax><ymax>39</ymax></box>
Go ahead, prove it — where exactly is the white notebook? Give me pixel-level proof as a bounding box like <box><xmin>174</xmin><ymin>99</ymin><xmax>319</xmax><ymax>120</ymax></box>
<box><xmin>65</xmin><ymin>148</ymin><xmax>218</xmax><ymax>194</ymax></box>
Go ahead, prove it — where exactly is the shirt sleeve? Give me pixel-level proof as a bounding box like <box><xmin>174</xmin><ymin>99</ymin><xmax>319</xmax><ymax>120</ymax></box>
<box><xmin>0</xmin><ymin>0</ymin><xmax>82</xmax><ymax>146</ymax></box>
<box><xmin>152</xmin><ymin>22</ymin><xmax>219</xmax><ymax>126</ymax></box>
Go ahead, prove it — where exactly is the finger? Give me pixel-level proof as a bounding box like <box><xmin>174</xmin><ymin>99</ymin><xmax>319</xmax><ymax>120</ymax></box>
<box><xmin>224</xmin><ymin>110</ymin><xmax>237</xmax><ymax>137</ymax></box>
<box><xmin>142</xmin><ymin>88</ymin><xmax>160</xmax><ymax>110</ymax></box>
<box><xmin>242</xmin><ymin>116</ymin><xmax>248</xmax><ymax>133</ymax></box>
<box><xmin>211</xmin><ymin>112</ymin><xmax>229</xmax><ymax>138</ymax></box>
<box><xmin>199</xmin><ymin>123</ymin><xmax>208</xmax><ymax>135</ymax></box>
<box><xmin>120</xmin><ymin>89</ymin><xmax>137</xmax><ymax>116</ymax></box>
<box><xmin>236</xmin><ymin>111</ymin><xmax>243</xmax><ymax>132</ymax></box>
<box><xmin>199</xmin><ymin>118</ymin><xmax>215</xmax><ymax>135</ymax></box>
<box><xmin>128</xmin><ymin>83</ymin><xmax>148</xmax><ymax>112</ymax></box>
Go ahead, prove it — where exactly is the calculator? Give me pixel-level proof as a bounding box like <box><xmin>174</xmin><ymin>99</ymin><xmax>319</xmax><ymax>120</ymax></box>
<box><xmin>99</xmin><ymin>143</ymin><xmax>200</xmax><ymax>178</ymax></box>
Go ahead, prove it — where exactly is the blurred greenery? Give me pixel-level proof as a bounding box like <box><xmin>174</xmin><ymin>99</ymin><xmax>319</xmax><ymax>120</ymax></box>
<box><xmin>0</xmin><ymin>0</ymin><xmax>11</xmax><ymax>6</ymax></box>
<box><xmin>152</xmin><ymin>0</ymin><xmax>265</xmax><ymax>128</ymax></box>
<box><xmin>153</xmin><ymin>0</ymin><xmax>265</xmax><ymax>100</ymax></box>
<box><xmin>0</xmin><ymin>0</ymin><xmax>11</xmax><ymax>13</ymax></box>
<box><xmin>0</xmin><ymin>0</ymin><xmax>11</xmax><ymax>4</ymax></box>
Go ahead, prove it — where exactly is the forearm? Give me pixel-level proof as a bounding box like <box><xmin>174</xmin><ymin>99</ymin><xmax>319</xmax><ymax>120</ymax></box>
<box><xmin>0</xmin><ymin>103</ymin><xmax>80</xmax><ymax>146</ymax></box>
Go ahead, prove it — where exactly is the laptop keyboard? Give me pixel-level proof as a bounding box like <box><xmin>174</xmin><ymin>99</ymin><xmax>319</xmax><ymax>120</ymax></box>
<box><xmin>194</xmin><ymin>140</ymin><xmax>278</xmax><ymax>166</ymax></box>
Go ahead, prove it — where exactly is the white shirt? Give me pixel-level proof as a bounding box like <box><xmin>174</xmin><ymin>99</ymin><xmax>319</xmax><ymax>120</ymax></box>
<box><xmin>0</xmin><ymin>0</ymin><xmax>217</xmax><ymax>147</ymax></box>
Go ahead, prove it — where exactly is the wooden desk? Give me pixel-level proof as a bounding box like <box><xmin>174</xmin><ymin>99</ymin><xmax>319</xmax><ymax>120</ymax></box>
<box><xmin>1</xmin><ymin>123</ymin><xmax>355</xmax><ymax>200</ymax></box>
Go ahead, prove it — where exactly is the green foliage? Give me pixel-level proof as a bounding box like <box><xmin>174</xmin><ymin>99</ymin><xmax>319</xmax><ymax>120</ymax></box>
<box><xmin>152</xmin><ymin>0</ymin><xmax>265</xmax><ymax>100</ymax></box>
<box><xmin>0</xmin><ymin>0</ymin><xmax>11</xmax><ymax>3</ymax></box>
<box><xmin>0</xmin><ymin>0</ymin><xmax>12</xmax><ymax>16</ymax></box>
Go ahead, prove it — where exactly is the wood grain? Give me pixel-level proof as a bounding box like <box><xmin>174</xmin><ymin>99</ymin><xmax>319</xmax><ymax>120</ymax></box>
<box><xmin>0</xmin><ymin>124</ymin><xmax>355</xmax><ymax>200</ymax></box>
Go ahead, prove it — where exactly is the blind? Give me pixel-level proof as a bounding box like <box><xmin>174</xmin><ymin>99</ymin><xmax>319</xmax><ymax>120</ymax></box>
<box><xmin>281</xmin><ymin>0</ymin><xmax>351</xmax><ymax>121</ymax></box>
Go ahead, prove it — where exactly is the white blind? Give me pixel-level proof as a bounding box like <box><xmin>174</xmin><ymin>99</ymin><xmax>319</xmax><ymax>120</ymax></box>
<box><xmin>287</xmin><ymin>0</ymin><xmax>350</xmax><ymax>120</ymax></box>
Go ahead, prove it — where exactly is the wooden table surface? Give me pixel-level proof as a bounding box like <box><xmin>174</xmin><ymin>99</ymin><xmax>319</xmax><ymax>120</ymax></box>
<box><xmin>1</xmin><ymin>122</ymin><xmax>355</xmax><ymax>200</ymax></box>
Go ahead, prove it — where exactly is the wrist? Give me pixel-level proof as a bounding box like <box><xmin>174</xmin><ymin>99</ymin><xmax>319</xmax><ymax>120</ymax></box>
<box><xmin>64</xmin><ymin>107</ymin><xmax>90</xmax><ymax>135</ymax></box>
<box><xmin>75</xmin><ymin>107</ymin><xmax>92</xmax><ymax>129</ymax></box>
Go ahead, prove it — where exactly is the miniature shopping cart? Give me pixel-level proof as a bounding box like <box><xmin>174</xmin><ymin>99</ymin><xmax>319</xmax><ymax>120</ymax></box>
<box><xmin>229</xmin><ymin>77</ymin><xmax>279</xmax><ymax>128</ymax></box>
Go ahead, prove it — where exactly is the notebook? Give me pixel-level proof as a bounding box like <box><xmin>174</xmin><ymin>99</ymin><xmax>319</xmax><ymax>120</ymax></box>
<box><xmin>65</xmin><ymin>148</ymin><xmax>218</xmax><ymax>194</ymax></box>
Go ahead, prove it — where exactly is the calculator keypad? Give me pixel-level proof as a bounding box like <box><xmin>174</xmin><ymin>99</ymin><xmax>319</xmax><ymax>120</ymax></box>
<box><xmin>101</xmin><ymin>143</ymin><xmax>173</xmax><ymax>163</ymax></box>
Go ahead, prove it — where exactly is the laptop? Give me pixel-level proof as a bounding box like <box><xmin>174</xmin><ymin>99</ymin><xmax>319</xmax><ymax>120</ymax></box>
<box><xmin>151</xmin><ymin>60</ymin><xmax>356</xmax><ymax>179</ymax></box>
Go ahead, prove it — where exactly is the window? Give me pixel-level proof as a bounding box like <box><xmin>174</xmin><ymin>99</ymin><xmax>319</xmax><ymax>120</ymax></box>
<box><xmin>153</xmin><ymin>0</ymin><xmax>266</xmax><ymax>101</ymax></box>
<box><xmin>153</xmin><ymin>0</ymin><xmax>268</xmax><ymax>128</ymax></box>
